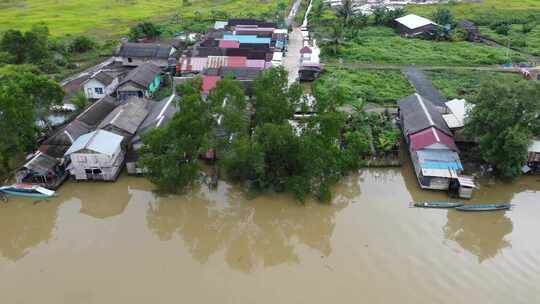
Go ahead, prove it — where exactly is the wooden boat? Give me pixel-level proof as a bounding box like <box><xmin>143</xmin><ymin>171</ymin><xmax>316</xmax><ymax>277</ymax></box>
<box><xmin>0</xmin><ymin>183</ymin><xmax>56</xmax><ymax>199</ymax></box>
<box><xmin>455</xmin><ymin>204</ymin><xmax>511</xmax><ymax>212</ymax></box>
<box><xmin>414</xmin><ymin>201</ymin><xmax>464</xmax><ymax>208</ymax></box>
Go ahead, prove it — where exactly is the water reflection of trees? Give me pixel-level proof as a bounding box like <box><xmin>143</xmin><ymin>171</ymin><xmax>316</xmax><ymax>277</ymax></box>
<box><xmin>0</xmin><ymin>201</ymin><xmax>59</xmax><ymax>261</ymax></box>
<box><xmin>444</xmin><ymin>211</ymin><xmax>513</xmax><ymax>262</ymax></box>
<box><xmin>146</xmin><ymin>182</ymin><xmax>347</xmax><ymax>273</ymax></box>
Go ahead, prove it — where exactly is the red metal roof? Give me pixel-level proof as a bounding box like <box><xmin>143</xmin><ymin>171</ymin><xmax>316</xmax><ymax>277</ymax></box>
<box><xmin>202</xmin><ymin>76</ymin><xmax>221</xmax><ymax>93</ymax></box>
<box><xmin>227</xmin><ymin>56</ymin><xmax>247</xmax><ymax>68</ymax></box>
<box><xmin>219</xmin><ymin>40</ymin><xmax>240</xmax><ymax>49</ymax></box>
<box><xmin>300</xmin><ymin>46</ymin><xmax>313</xmax><ymax>54</ymax></box>
<box><xmin>410</xmin><ymin>127</ymin><xmax>458</xmax><ymax>151</ymax></box>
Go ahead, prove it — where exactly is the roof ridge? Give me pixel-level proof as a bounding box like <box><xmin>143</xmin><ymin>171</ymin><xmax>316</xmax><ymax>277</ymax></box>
<box><xmin>415</xmin><ymin>93</ymin><xmax>435</xmax><ymax>127</ymax></box>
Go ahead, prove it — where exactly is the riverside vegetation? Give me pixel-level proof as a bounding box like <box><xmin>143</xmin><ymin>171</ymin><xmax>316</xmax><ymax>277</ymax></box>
<box><xmin>139</xmin><ymin>68</ymin><xmax>393</xmax><ymax>202</ymax></box>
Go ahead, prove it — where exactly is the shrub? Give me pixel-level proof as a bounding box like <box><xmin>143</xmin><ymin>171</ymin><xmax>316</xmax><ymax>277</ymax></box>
<box><xmin>69</xmin><ymin>36</ymin><xmax>96</xmax><ymax>53</ymax></box>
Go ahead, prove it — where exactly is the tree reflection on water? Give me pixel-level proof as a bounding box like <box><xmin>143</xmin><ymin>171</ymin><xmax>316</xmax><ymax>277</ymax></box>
<box><xmin>145</xmin><ymin>181</ymin><xmax>348</xmax><ymax>273</ymax></box>
<box><xmin>0</xmin><ymin>201</ymin><xmax>59</xmax><ymax>261</ymax></box>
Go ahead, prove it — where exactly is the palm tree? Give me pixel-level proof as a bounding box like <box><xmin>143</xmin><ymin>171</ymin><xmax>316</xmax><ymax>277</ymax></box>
<box><xmin>326</xmin><ymin>22</ymin><xmax>344</xmax><ymax>55</ymax></box>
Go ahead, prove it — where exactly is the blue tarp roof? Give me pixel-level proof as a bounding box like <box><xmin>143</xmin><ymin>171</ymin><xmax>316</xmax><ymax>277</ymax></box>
<box><xmin>222</xmin><ymin>35</ymin><xmax>271</xmax><ymax>44</ymax></box>
<box><xmin>417</xmin><ymin>149</ymin><xmax>463</xmax><ymax>170</ymax></box>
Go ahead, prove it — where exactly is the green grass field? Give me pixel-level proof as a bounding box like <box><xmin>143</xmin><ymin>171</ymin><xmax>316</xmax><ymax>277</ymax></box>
<box><xmin>0</xmin><ymin>0</ymin><xmax>285</xmax><ymax>38</ymax></box>
<box><xmin>313</xmin><ymin>67</ymin><xmax>415</xmax><ymax>105</ymax></box>
<box><xmin>328</xmin><ymin>27</ymin><xmax>523</xmax><ymax>66</ymax></box>
<box><xmin>426</xmin><ymin>69</ymin><xmax>523</xmax><ymax>100</ymax></box>
<box><xmin>407</xmin><ymin>0</ymin><xmax>540</xmax><ymax>24</ymax></box>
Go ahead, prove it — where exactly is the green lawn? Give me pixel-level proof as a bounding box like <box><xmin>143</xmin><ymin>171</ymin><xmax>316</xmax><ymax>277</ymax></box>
<box><xmin>407</xmin><ymin>0</ymin><xmax>540</xmax><ymax>25</ymax></box>
<box><xmin>426</xmin><ymin>69</ymin><xmax>523</xmax><ymax>100</ymax></box>
<box><xmin>0</xmin><ymin>0</ymin><xmax>286</xmax><ymax>38</ymax></box>
<box><xmin>329</xmin><ymin>27</ymin><xmax>523</xmax><ymax>66</ymax></box>
<box><xmin>313</xmin><ymin>66</ymin><xmax>415</xmax><ymax>105</ymax></box>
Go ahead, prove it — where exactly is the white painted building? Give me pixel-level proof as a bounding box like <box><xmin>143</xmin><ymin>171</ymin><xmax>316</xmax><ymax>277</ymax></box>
<box><xmin>82</xmin><ymin>71</ymin><xmax>119</xmax><ymax>100</ymax></box>
<box><xmin>64</xmin><ymin>130</ymin><xmax>125</xmax><ymax>181</ymax></box>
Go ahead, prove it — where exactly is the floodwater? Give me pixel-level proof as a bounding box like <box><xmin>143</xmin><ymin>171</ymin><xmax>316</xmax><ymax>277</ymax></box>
<box><xmin>1</xmin><ymin>164</ymin><xmax>540</xmax><ymax>303</ymax></box>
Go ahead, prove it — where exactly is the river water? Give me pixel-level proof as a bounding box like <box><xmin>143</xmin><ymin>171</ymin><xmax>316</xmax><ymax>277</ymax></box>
<box><xmin>1</xmin><ymin>163</ymin><xmax>539</xmax><ymax>303</ymax></box>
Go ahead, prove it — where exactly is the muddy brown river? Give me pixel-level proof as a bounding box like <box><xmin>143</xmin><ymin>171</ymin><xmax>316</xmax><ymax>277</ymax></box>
<box><xmin>1</xmin><ymin>164</ymin><xmax>539</xmax><ymax>303</ymax></box>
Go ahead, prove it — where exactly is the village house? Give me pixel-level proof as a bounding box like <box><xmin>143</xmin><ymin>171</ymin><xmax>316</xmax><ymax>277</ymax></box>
<box><xmin>15</xmin><ymin>152</ymin><xmax>68</xmax><ymax>190</ymax></box>
<box><xmin>395</xmin><ymin>14</ymin><xmax>438</xmax><ymax>38</ymax></box>
<box><xmin>525</xmin><ymin>138</ymin><xmax>540</xmax><ymax>173</ymax></box>
<box><xmin>398</xmin><ymin>94</ymin><xmax>473</xmax><ymax>197</ymax></box>
<box><xmin>117</xmin><ymin>42</ymin><xmax>177</xmax><ymax>68</ymax></box>
<box><xmin>98</xmin><ymin>97</ymin><xmax>150</xmax><ymax>141</ymax></box>
<box><xmin>39</xmin><ymin>96</ymin><xmax>119</xmax><ymax>158</ymax></box>
<box><xmin>82</xmin><ymin>70</ymin><xmax>120</xmax><ymax>100</ymax></box>
<box><xmin>126</xmin><ymin>95</ymin><xmax>178</xmax><ymax>175</ymax></box>
<box><xmin>64</xmin><ymin>129</ymin><xmax>125</xmax><ymax>181</ymax></box>
<box><xmin>116</xmin><ymin>63</ymin><xmax>161</xmax><ymax>101</ymax></box>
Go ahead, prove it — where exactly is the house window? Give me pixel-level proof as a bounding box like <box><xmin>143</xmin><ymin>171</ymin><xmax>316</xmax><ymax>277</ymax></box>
<box><xmin>128</xmin><ymin>58</ymin><xmax>133</xmax><ymax>63</ymax></box>
<box><xmin>94</xmin><ymin>87</ymin><xmax>104</xmax><ymax>94</ymax></box>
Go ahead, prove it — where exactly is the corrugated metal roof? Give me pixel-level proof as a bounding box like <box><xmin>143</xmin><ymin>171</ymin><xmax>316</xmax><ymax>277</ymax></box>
<box><xmin>120</xmin><ymin>63</ymin><xmax>161</xmax><ymax>89</ymax></box>
<box><xmin>189</xmin><ymin>57</ymin><xmax>208</xmax><ymax>72</ymax></box>
<box><xmin>218</xmin><ymin>40</ymin><xmax>240</xmax><ymax>49</ymax></box>
<box><xmin>417</xmin><ymin>149</ymin><xmax>462</xmax><ymax>170</ymax></box>
<box><xmin>118</xmin><ymin>43</ymin><xmax>173</xmax><ymax>59</ymax></box>
<box><xmin>222</xmin><ymin>35</ymin><xmax>271</xmax><ymax>45</ymax></box>
<box><xmin>227</xmin><ymin>56</ymin><xmax>247</xmax><ymax>68</ymax></box>
<box><xmin>444</xmin><ymin>99</ymin><xmax>473</xmax><ymax>129</ymax></box>
<box><xmin>398</xmin><ymin>93</ymin><xmax>452</xmax><ymax>136</ymax></box>
<box><xmin>214</xmin><ymin>21</ymin><xmax>228</xmax><ymax>30</ymax></box>
<box><xmin>207</xmin><ymin>56</ymin><xmax>229</xmax><ymax>69</ymax></box>
<box><xmin>202</xmin><ymin>76</ymin><xmax>221</xmax><ymax>93</ymax></box>
<box><xmin>65</xmin><ymin>130</ymin><xmax>123</xmax><ymax>156</ymax></box>
<box><xmin>98</xmin><ymin>98</ymin><xmax>150</xmax><ymax>135</ymax></box>
<box><xmin>395</xmin><ymin>14</ymin><xmax>436</xmax><ymax>30</ymax></box>
<box><xmin>246</xmin><ymin>59</ymin><xmax>266</xmax><ymax>69</ymax></box>
<box><xmin>410</xmin><ymin>127</ymin><xmax>458</xmax><ymax>151</ymax></box>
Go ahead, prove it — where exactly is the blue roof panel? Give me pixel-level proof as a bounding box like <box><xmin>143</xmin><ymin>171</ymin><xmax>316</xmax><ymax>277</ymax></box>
<box><xmin>222</xmin><ymin>35</ymin><xmax>271</xmax><ymax>44</ymax></box>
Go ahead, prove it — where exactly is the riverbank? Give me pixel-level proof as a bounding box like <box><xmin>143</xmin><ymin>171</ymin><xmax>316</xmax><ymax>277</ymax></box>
<box><xmin>1</xmin><ymin>167</ymin><xmax>539</xmax><ymax>303</ymax></box>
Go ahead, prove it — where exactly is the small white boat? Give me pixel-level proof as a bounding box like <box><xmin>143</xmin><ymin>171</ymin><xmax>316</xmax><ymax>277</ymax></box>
<box><xmin>0</xmin><ymin>183</ymin><xmax>56</xmax><ymax>199</ymax></box>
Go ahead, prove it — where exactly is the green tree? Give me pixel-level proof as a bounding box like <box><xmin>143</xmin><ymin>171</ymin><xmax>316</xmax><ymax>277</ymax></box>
<box><xmin>0</xmin><ymin>86</ymin><xmax>34</xmax><ymax>173</ymax></box>
<box><xmin>70</xmin><ymin>91</ymin><xmax>89</xmax><ymax>112</ymax></box>
<box><xmin>208</xmin><ymin>75</ymin><xmax>248</xmax><ymax>150</ymax></box>
<box><xmin>251</xmin><ymin>67</ymin><xmax>302</xmax><ymax>126</ymax></box>
<box><xmin>0</xmin><ymin>24</ymin><xmax>51</xmax><ymax>65</ymax></box>
<box><xmin>138</xmin><ymin>78</ymin><xmax>211</xmax><ymax>193</ymax></box>
<box><xmin>0</xmin><ymin>30</ymin><xmax>26</xmax><ymax>64</ymax></box>
<box><xmin>69</xmin><ymin>36</ymin><xmax>96</xmax><ymax>53</ymax></box>
<box><xmin>0</xmin><ymin>65</ymin><xmax>63</xmax><ymax>129</ymax></box>
<box><xmin>432</xmin><ymin>8</ymin><xmax>454</xmax><ymax>28</ymax></box>
<box><xmin>464</xmin><ymin>81</ymin><xmax>540</xmax><ymax>179</ymax></box>
<box><xmin>128</xmin><ymin>22</ymin><xmax>162</xmax><ymax>42</ymax></box>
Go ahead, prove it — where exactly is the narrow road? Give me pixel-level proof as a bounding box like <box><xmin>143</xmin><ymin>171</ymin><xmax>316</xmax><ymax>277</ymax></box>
<box><xmin>284</xmin><ymin>27</ymin><xmax>303</xmax><ymax>85</ymax></box>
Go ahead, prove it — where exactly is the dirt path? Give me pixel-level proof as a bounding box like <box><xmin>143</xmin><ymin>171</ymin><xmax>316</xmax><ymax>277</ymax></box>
<box><xmin>324</xmin><ymin>60</ymin><xmax>523</xmax><ymax>73</ymax></box>
<box><xmin>402</xmin><ymin>67</ymin><xmax>447</xmax><ymax>107</ymax></box>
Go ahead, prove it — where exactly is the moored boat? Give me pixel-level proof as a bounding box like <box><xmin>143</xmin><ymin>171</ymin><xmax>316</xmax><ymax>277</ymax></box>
<box><xmin>414</xmin><ymin>201</ymin><xmax>464</xmax><ymax>208</ymax></box>
<box><xmin>455</xmin><ymin>204</ymin><xmax>511</xmax><ymax>212</ymax></box>
<box><xmin>0</xmin><ymin>183</ymin><xmax>56</xmax><ymax>199</ymax></box>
